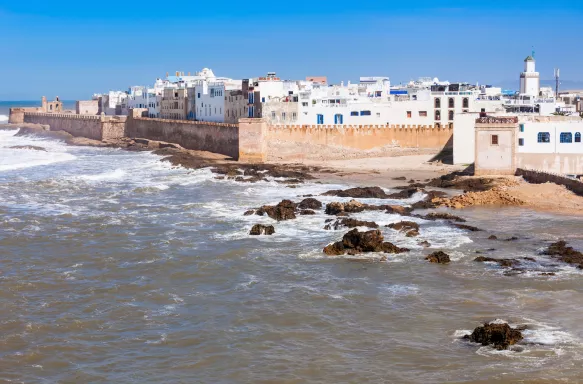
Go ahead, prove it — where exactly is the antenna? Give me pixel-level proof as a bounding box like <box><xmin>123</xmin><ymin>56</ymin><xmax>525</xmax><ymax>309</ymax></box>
<box><xmin>532</xmin><ymin>46</ymin><xmax>535</xmax><ymax>59</ymax></box>
<box><xmin>554</xmin><ymin>68</ymin><xmax>560</xmax><ymax>98</ymax></box>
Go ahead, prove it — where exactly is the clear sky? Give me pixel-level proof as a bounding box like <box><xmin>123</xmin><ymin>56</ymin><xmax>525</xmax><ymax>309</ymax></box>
<box><xmin>1</xmin><ymin>0</ymin><xmax>582</xmax><ymax>100</ymax></box>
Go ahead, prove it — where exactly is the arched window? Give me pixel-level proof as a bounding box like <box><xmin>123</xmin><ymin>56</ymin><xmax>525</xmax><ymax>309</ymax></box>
<box><xmin>463</xmin><ymin>98</ymin><xmax>469</xmax><ymax>109</ymax></box>
<box><xmin>537</xmin><ymin>132</ymin><xmax>550</xmax><ymax>143</ymax></box>
<box><xmin>434</xmin><ymin>98</ymin><xmax>441</xmax><ymax>108</ymax></box>
<box><xmin>575</xmin><ymin>132</ymin><xmax>581</xmax><ymax>143</ymax></box>
<box><xmin>560</xmin><ymin>132</ymin><xmax>573</xmax><ymax>143</ymax></box>
<box><xmin>448</xmin><ymin>98</ymin><xmax>454</xmax><ymax>108</ymax></box>
<box><xmin>448</xmin><ymin>110</ymin><xmax>454</xmax><ymax>121</ymax></box>
<box><xmin>435</xmin><ymin>110</ymin><xmax>441</xmax><ymax>120</ymax></box>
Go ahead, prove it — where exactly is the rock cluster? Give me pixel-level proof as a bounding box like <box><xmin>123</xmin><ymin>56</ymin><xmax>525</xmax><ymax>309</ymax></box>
<box><xmin>249</xmin><ymin>224</ymin><xmax>275</xmax><ymax>236</ymax></box>
<box><xmin>325</xmin><ymin>200</ymin><xmax>410</xmax><ymax>216</ymax></box>
<box><xmin>463</xmin><ymin>322</ymin><xmax>524</xmax><ymax>350</ymax></box>
<box><xmin>425</xmin><ymin>251</ymin><xmax>450</xmax><ymax>264</ymax></box>
<box><xmin>543</xmin><ymin>241</ymin><xmax>583</xmax><ymax>268</ymax></box>
<box><xmin>323</xmin><ymin>229</ymin><xmax>409</xmax><ymax>256</ymax></box>
<box><xmin>433</xmin><ymin>187</ymin><xmax>525</xmax><ymax>209</ymax></box>
<box><xmin>386</xmin><ymin>221</ymin><xmax>420</xmax><ymax>237</ymax></box>
<box><xmin>251</xmin><ymin>198</ymin><xmax>323</xmax><ymax>221</ymax></box>
<box><xmin>324</xmin><ymin>218</ymin><xmax>379</xmax><ymax>231</ymax></box>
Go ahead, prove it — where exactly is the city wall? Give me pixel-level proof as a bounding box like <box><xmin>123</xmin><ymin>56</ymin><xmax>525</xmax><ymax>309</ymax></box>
<box><xmin>9</xmin><ymin>109</ymin><xmax>453</xmax><ymax>163</ymax></box>
<box><xmin>516</xmin><ymin>153</ymin><xmax>583</xmax><ymax>175</ymax></box>
<box><xmin>266</xmin><ymin>123</ymin><xmax>453</xmax><ymax>150</ymax></box>
<box><xmin>126</xmin><ymin>115</ymin><xmax>240</xmax><ymax>159</ymax></box>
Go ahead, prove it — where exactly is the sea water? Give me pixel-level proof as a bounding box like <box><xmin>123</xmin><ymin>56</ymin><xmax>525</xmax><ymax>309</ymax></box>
<box><xmin>1</xmin><ymin>128</ymin><xmax>583</xmax><ymax>382</ymax></box>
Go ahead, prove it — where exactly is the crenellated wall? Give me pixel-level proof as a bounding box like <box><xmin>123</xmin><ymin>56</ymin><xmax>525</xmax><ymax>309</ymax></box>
<box><xmin>16</xmin><ymin>111</ymin><xmax>127</xmax><ymax>141</ymax></box>
<box><xmin>126</xmin><ymin>115</ymin><xmax>240</xmax><ymax>159</ymax></box>
<box><xmin>266</xmin><ymin>123</ymin><xmax>453</xmax><ymax>150</ymax></box>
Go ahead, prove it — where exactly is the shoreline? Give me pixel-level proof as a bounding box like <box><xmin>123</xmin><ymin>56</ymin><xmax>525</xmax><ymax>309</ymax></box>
<box><xmin>4</xmin><ymin>124</ymin><xmax>583</xmax><ymax>218</ymax></box>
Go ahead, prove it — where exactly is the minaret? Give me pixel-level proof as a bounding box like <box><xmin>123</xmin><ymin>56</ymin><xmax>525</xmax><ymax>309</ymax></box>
<box><xmin>519</xmin><ymin>52</ymin><xmax>540</xmax><ymax>96</ymax></box>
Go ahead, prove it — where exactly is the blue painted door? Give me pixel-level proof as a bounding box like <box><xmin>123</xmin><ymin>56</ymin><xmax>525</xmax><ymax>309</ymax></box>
<box><xmin>317</xmin><ymin>114</ymin><xmax>324</xmax><ymax>124</ymax></box>
<box><xmin>334</xmin><ymin>114</ymin><xmax>343</xmax><ymax>124</ymax></box>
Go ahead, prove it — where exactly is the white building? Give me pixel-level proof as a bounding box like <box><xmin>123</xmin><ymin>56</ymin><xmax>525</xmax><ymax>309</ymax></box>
<box><xmin>195</xmin><ymin>79</ymin><xmax>242</xmax><ymax>123</ymax></box>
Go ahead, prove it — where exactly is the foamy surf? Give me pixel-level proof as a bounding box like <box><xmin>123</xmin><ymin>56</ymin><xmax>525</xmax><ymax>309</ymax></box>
<box><xmin>0</xmin><ymin>114</ymin><xmax>8</xmax><ymax>123</ymax></box>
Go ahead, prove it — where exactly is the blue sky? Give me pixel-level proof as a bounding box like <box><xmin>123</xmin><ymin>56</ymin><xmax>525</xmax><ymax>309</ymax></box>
<box><xmin>0</xmin><ymin>0</ymin><xmax>582</xmax><ymax>99</ymax></box>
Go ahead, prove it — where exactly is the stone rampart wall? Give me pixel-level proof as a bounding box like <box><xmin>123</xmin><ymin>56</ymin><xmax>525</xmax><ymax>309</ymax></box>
<box><xmin>21</xmin><ymin>112</ymin><xmax>126</xmax><ymax>141</ymax></box>
<box><xmin>516</xmin><ymin>153</ymin><xmax>583</xmax><ymax>176</ymax></box>
<box><xmin>266</xmin><ymin>124</ymin><xmax>453</xmax><ymax>150</ymax></box>
<box><xmin>126</xmin><ymin>117</ymin><xmax>240</xmax><ymax>159</ymax></box>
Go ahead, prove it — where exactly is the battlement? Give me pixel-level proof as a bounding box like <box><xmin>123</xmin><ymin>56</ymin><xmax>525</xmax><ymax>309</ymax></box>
<box><xmin>268</xmin><ymin>123</ymin><xmax>453</xmax><ymax>131</ymax></box>
<box><xmin>132</xmin><ymin>116</ymin><xmax>238</xmax><ymax>129</ymax></box>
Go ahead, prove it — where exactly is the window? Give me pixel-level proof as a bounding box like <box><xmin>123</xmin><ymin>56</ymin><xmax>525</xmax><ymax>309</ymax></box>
<box><xmin>434</xmin><ymin>98</ymin><xmax>441</xmax><ymax>108</ymax></box>
<box><xmin>435</xmin><ymin>110</ymin><xmax>441</xmax><ymax>120</ymax></box>
<box><xmin>317</xmin><ymin>114</ymin><xmax>324</xmax><ymax>124</ymax></box>
<box><xmin>519</xmin><ymin>124</ymin><xmax>524</xmax><ymax>132</ymax></box>
<box><xmin>360</xmin><ymin>110</ymin><xmax>371</xmax><ymax>116</ymax></box>
<box><xmin>282</xmin><ymin>112</ymin><xmax>286</xmax><ymax>121</ymax></box>
<box><xmin>350</xmin><ymin>111</ymin><xmax>359</xmax><ymax>116</ymax></box>
<box><xmin>302</xmin><ymin>102</ymin><xmax>308</xmax><ymax>107</ymax></box>
<box><xmin>491</xmin><ymin>135</ymin><xmax>499</xmax><ymax>145</ymax></box>
<box><xmin>292</xmin><ymin>112</ymin><xmax>297</xmax><ymax>121</ymax></box>
<box><xmin>537</xmin><ymin>132</ymin><xmax>550</xmax><ymax>143</ymax></box>
<box><xmin>448</xmin><ymin>110</ymin><xmax>454</xmax><ymax>121</ymax></box>
<box><xmin>271</xmin><ymin>111</ymin><xmax>276</xmax><ymax>119</ymax></box>
<box><xmin>334</xmin><ymin>114</ymin><xmax>343</xmax><ymax>124</ymax></box>
<box><xmin>575</xmin><ymin>132</ymin><xmax>581</xmax><ymax>143</ymax></box>
<box><xmin>560</xmin><ymin>132</ymin><xmax>573</xmax><ymax>143</ymax></box>
<box><xmin>462</xmin><ymin>98</ymin><xmax>469</xmax><ymax>109</ymax></box>
<box><xmin>406</xmin><ymin>111</ymin><xmax>412</xmax><ymax>118</ymax></box>
<box><xmin>448</xmin><ymin>98</ymin><xmax>454</xmax><ymax>108</ymax></box>
<box><xmin>261</xmin><ymin>97</ymin><xmax>265</xmax><ymax>103</ymax></box>
<box><xmin>419</xmin><ymin>111</ymin><xmax>427</xmax><ymax>117</ymax></box>
<box><xmin>519</xmin><ymin>138</ymin><xmax>524</xmax><ymax>146</ymax></box>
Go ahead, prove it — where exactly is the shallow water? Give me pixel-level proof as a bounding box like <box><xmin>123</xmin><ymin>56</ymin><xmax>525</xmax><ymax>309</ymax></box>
<box><xmin>1</xmin><ymin>128</ymin><xmax>583</xmax><ymax>383</ymax></box>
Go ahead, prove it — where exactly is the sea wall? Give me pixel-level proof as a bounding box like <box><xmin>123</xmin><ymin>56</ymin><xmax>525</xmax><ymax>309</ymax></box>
<box><xmin>516</xmin><ymin>168</ymin><xmax>583</xmax><ymax>196</ymax></box>
<box><xmin>266</xmin><ymin>124</ymin><xmax>453</xmax><ymax>150</ymax></box>
<box><xmin>16</xmin><ymin>111</ymin><xmax>127</xmax><ymax>141</ymax></box>
<box><xmin>126</xmin><ymin>115</ymin><xmax>240</xmax><ymax>159</ymax></box>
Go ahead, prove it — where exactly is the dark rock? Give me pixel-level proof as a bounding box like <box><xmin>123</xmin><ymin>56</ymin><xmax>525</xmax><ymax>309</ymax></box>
<box><xmin>504</xmin><ymin>236</ymin><xmax>519</xmax><ymax>242</ymax></box>
<box><xmin>387</xmin><ymin>188</ymin><xmax>422</xmax><ymax>199</ymax></box>
<box><xmin>425</xmin><ymin>251</ymin><xmax>450</xmax><ymax>264</ymax></box>
<box><xmin>323</xmin><ymin>229</ymin><xmax>409</xmax><ymax>256</ymax></box>
<box><xmin>409</xmin><ymin>190</ymin><xmax>448</xmax><ymax>210</ymax></box>
<box><xmin>325</xmin><ymin>218</ymin><xmax>379</xmax><ymax>231</ymax></box>
<box><xmin>464</xmin><ymin>322</ymin><xmax>523</xmax><ymax>350</ymax></box>
<box><xmin>322</xmin><ymin>186</ymin><xmax>389</xmax><ymax>199</ymax></box>
<box><xmin>540</xmin><ymin>272</ymin><xmax>556</xmax><ymax>276</ymax></box>
<box><xmin>249</xmin><ymin>224</ymin><xmax>275</xmax><ymax>236</ymax></box>
<box><xmin>418</xmin><ymin>240</ymin><xmax>431</xmax><ymax>248</ymax></box>
<box><xmin>298</xmin><ymin>198</ymin><xmax>322</xmax><ymax>210</ymax></box>
<box><xmin>453</xmin><ymin>224</ymin><xmax>482</xmax><ymax>232</ymax></box>
<box><xmin>474</xmin><ymin>256</ymin><xmax>519</xmax><ymax>267</ymax></box>
<box><xmin>522</xmin><ymin>257</ymin><xmax>536</xmax><ymax>262</ymax></box>
<box><xmin>408</xmin><ymin>179</ymin><xmax>416</xmax><ymax>184</ymax></box>
<box><xmin>488</xmin><ymin>235</ymin><xmax>498</xmax><ymax>240</ymax></box>
<box><xmin>326</xmin><ymin>200</ymin><xmax>400</xmax><ymax>216</ymax></box>
<box><xmin>406</xmin><ymin>229</ymin><xmax>419</xmax><ymax>237</ymax></box>
<box><xmin>387</xmin><ymin>221</ymin><xmax>420</xmax><ymax>232</ymax></box>
<box><xmin>300</xmin><ymin>209</ymin><xmax>316</xmax><ymax>215</ymax></box>
<box><xmin>385</xmin><ymin>205</ymin><xmax>412</xmax><ymax>216</ymax></box>
<box><xmin>543</xmin><ymin>241</ymin><xmax>583</xmax><ymax>268</ymax></box>
<box><xmin>243</xmin><ymin>210</ymin><xmax>255</xmax><ymax>216</ymax></box>
<box><xmin>392</xmin><ymin>176</ymin><xmax>407</xmax><ymax>181</ymax></box>
<box><xmin>325</xmin><ymin>202</ymin><xmax>345</xmax><ymax>215</ymax></box>
<box><xmin>422</xmin><ymin>212</ymin><xmax>466</xmax><ymax>222</ymax></box>
<box><xmin>256</xmin><ymin>200</ymin><xmax>297</xmax><ymax>221</ymax></box>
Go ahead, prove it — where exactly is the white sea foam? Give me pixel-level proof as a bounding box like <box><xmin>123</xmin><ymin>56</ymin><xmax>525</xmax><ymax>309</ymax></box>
<box><xmin>0</xmin><ymin>114</ymin><xmax>8</xmax><ymax>122</ymax></box>
<box><xmin>78</xmin><ymin>169</ymin><xmax>126</xmax><ymax>181</ymax></box>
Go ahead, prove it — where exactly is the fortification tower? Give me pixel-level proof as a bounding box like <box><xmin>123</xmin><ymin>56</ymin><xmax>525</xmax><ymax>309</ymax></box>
<box><xmin>41</xmin><ymin>96</ymin><xmax>47</xmax><ymax>112</ymax></box>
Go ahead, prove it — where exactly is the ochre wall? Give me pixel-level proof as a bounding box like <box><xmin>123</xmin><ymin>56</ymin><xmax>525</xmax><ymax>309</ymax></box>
<box><xmin>266</xmin><ymin>124</ymin><xmax>453</xmax><ymax>150</ymax></box>
<box><xmin>126</xmin><ymin>116</ymin><xmax>240</xmax><ymax>159</ymax></box>
<box><xmin>21</xmin><ymin>112</ymin><xmax>126</xmax><ymax>141</ymax></box>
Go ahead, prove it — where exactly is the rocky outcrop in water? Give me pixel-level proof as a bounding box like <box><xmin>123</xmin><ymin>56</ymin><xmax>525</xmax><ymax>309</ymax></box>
<box><xmin>425</xmin><ymin>251</ymin><xmax>450</xmax><ymax>264</ymax></box>
<box><xmin>463</xmin><ymin>322</ymin><xmax>524</xmax><ymax>350</ymax></box>
<box><xmin>325</xmin><ymin>200</ymin><xmax>410</xmax><ymax>216</ymax></box>
<box><xmin>324</xmin><ymin>218</ymin><xmax>379</xmax><ymax>231</ymax></box>
<box><xmin>386</xmin><ymin>188</ymin><xmax>422</xmax><ymax>199</ymax></box>
<box><xmin>256</xmin><ymin>200</ymin><xmax>297</xmax><ymax>221</ymax></box>
<box><xmin>387</xmin><ymin>221</ymin><xmax>420</xmax><ymax>237</ymax></box>
<box><xmin>322</xmin><ymin>186</ymin><xmax>389</xmax><ymax>199</ymax></box>
<box><xmin>543</xmin><ymin>241</ymin><xmax>583</xmax><ymax>269</ymax></box>
<box><xmin>323</xmin><ymin>229</ymin><xmax>409</xmax><ymax>256</ymax></box>
<box><xmin>420</xmin><ymin>212</ymin><xmax>466</xmax><ymax>222</ymax></box>
<box><xmin>249</xmin><ymin>224</ymin><xmax>275</xmax><ymax>236</ymax></box>
<box><xmin>298</xmin><ymin>198</ymin><xmax>322</xmax><ymax>210</ymax></box>
<box><xmin>453</xmin><ymin>224</ymin><xmax>482</xmax><ymax>232</ymax></box>
<box><xmin>474</xmin><ymin>256</ymin><xmax>519</xmax><ymax>268</ymax></box>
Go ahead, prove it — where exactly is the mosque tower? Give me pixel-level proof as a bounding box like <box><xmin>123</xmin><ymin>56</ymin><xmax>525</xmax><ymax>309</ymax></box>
<box><xmin>520</xmin><ymin>52</ymin><xmax>540</xmax><ymax>96</ymax></box>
